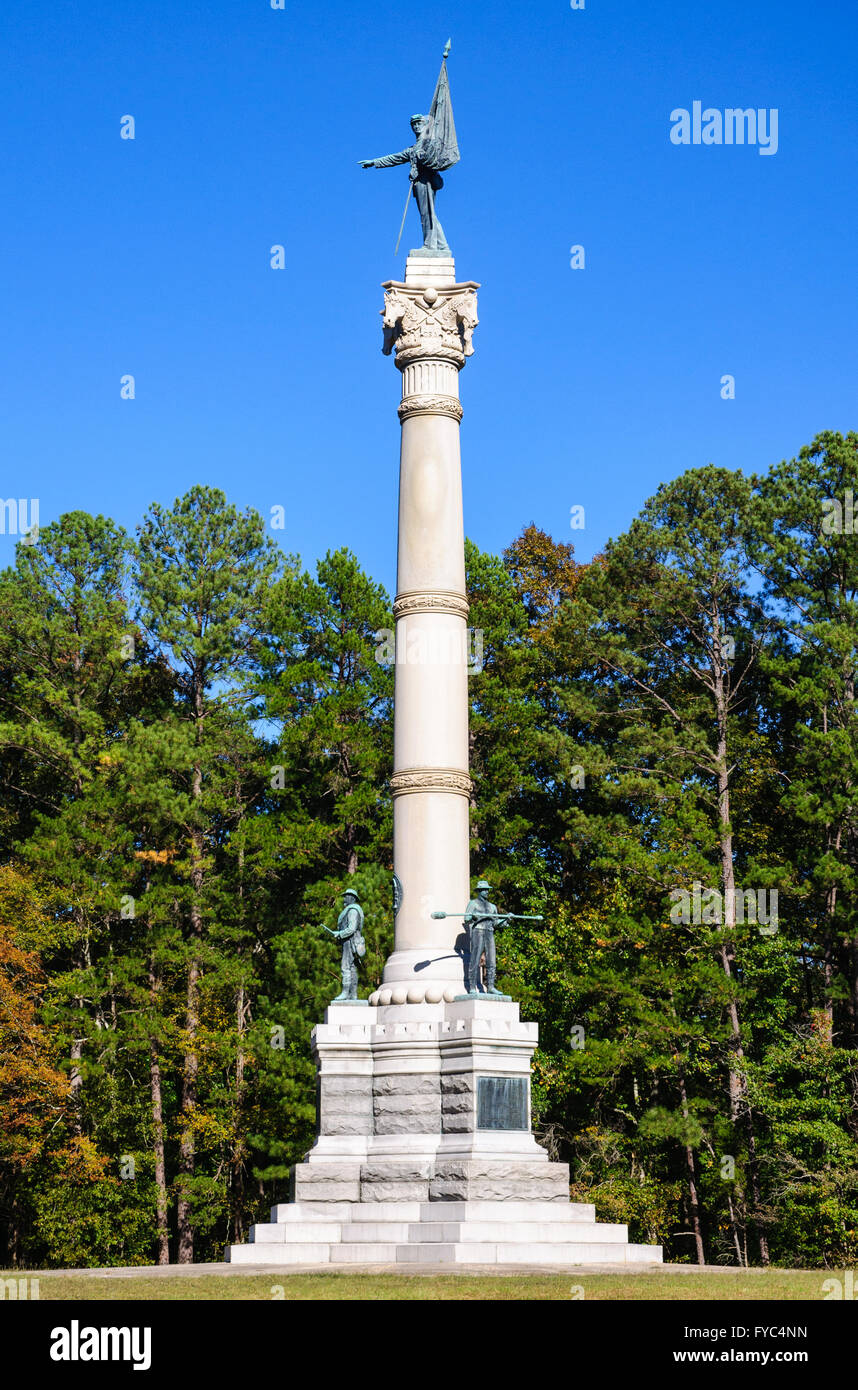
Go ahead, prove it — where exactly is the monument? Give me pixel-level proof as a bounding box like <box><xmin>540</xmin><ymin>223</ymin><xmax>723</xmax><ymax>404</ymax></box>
<box><xmin>227</xmin><ymin>46</ymin><xmax>662</xmax><ymax>1268</ymax></box>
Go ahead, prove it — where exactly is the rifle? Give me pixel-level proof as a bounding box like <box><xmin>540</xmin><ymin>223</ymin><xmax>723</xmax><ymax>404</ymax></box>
<box><xmin>431</xmin><ymin>911</ymin><xmax>543</xmax><ymax>924</ymax></box>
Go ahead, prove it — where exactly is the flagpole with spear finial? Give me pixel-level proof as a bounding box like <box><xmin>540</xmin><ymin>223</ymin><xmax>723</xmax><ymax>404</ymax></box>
<box><xmin>394</xmin><ymin>38</ymin><xmax>453</xmax><ymax>256</ymax></box>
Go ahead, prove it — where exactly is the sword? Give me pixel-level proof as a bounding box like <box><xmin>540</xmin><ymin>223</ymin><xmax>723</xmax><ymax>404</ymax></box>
<box><xmin>394</xmin><ymin>182</ymin><xmax>412</xmax><ymax>257</ymax></box>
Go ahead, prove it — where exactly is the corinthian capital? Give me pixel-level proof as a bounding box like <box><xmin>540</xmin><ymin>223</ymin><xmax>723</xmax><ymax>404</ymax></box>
<box><xmin>381</xmin><ymin>282</ymin><xmax>479</xmax><ymax>369</ymax></box>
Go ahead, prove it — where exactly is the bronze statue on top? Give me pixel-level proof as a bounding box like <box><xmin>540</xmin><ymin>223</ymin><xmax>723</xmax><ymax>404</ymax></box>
<box><xmin>359</xmin><ymin>40</ymin><xmax>459</xmax><ymax>257</ymax></box>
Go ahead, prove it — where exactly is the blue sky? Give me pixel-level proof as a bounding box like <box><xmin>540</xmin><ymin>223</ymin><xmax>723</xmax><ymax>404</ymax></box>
<box><xmin>1</xmin><ymin>0</ymin><xmax>855</xmax><ymax>593</ymax></box>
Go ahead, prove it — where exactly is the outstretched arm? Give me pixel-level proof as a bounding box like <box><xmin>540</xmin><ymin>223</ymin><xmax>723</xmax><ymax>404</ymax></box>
<box><xmin>359</xmin><ymin>147</ymin><xmax>414</xmax><ymax>169</ymax></box>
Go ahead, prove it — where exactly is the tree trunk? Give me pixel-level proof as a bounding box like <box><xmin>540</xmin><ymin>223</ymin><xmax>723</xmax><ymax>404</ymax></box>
<box><xmin>68</xmin><ymin>928</ymin><xmax>86</xmax><ymax>1136</ymax></box>
<box><xmin>713</xmin><ymin>619</ymin><xmax>744</xmax><ymax>1121</ymax></box>
<box><xmin>148</xmin><ymin>959</ymin><xmax>170</xmax><ymax>1265</ymax></box>
<box><xmin>726</xmin><ymin>1190</ymin><xmax>745</xmax><ymax>1267</ymax></box>
<box><xmin>678</xmin><ymin>1074</ymin><xmax>705</xmax><ymax>1265</ymax></box>
<box><xmin>69</xmin><ymin>1035</ymin><xmax>84</xmax><ymax>1128</ymax></box>
<box><xmin>713</xmin><ymin>610</ymin><xmax>769</xmax><ymax>1266</ymax></box>
<box><xmin>745</xmin><ymin>1118</ymin><xmax>770</xmax><ymax>1265</ymax></box>
<box><xmin>178</xmin><ymin>676</ymin><xmax>205</xmax><ymax>1264</ymax></box>
<box><xmin>177</xmin><ymin>920</ymin><xmax>200</xmax><ymax>1263</ymax></box>
<box><xmin>231</xmin><ymin>978</ymin><xmax>248</xmax><ymax>1243</ymax></box>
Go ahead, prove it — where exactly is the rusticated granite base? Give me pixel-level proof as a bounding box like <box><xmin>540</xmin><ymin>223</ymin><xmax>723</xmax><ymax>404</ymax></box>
<box><xmin>227</xmin><ymin>998</ymin><xmax>663</xmax><ymax>1267</ymax></box>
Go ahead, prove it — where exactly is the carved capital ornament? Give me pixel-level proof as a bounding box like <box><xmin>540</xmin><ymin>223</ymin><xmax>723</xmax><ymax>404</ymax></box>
<box><xmin>381</xmin><ymin>283</ymin><xmax>479</xmax><ymax>369</ymax></box>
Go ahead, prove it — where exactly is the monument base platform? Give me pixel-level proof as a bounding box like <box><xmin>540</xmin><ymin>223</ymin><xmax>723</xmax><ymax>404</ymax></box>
<box><xmin>226</xmin><ymin>999</ymin><xmax>663</xmax><ymax>1267</ymax></box>
<box><xmin>226</xmin><ymin>1199</ymin><xmax>661</xmax><ymax>1267</ymax></box>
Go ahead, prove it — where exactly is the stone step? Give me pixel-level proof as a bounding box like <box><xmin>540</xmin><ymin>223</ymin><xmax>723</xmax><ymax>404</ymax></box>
<box><xmin>330</xmin><ymin>1244</ymin><xmax>401</xmax><ymax>1263</ymax></box>
<box><xmin>421</xmin><ymin>1201</ymin><xmax>597</xmax><ymax>1223</ymax></box>
<box><xmin>249</xmin><ymin>1222</ymin><xmax>341</xmax><ymax>1243</ymax></box>
<box><xmin>271</xmin><ymin>1202</ymin><xmax>423</xmax><ymax>1223</ymax></box>
<box><xmin>395</xmin><ymin>1242</ymin><xmax>657</xmax><ymax>1266</ymax></box>
<box><xmin>270</xmin><ymin>1200</ymin><xmax>597</xmax><ymax>1224</ymax></box>
<box><xmin>340</xmin><ymin>1223</ymin><xmax>414</xmax><ymax>1242</ymax></box>
<box><xmin>626</xmin><ymin>1244</ymin><xmax>664</xmax><ymax>1264</ymax></box>
<box><xmin>245</xmin><ymin>1217</ymin><xmax>630</xmax><ymax>1247</ymax></box>
<box><xmin>226</xmin><ymin>1243</ymin><xmax>331</xmax><ymax>1265</ymax></box>
<box><xmin>412</xmin><ymin>1221</ymin><xmax>629</xmax><ymax>1244</ymax></box>
<box><xmin>227</xmin><ymin>1236</ymin><xmax>664</xmax><ymax>1267</ymax></box>
<box><xmin>333</xmin><ymin>1220</ymin><xmax>624</xmax><ymax>1245</ymax></box>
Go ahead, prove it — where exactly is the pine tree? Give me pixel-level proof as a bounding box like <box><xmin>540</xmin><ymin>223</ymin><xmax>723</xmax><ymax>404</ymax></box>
<box><xmin>0</xmin><ymin>512</ymin><xmax>147</xmax><ymax>1138</ymax></box>
<box><xmin>262</xmin><ymin>547</ymin><xmax>393</xmax><ymax>886</ymax></box>
<box><xmin>750</xmin><ymin>432</ymin><xmax>858</xmax><ymax>1042</ymax></box>
<box><xmin>133</xmin><ymin>485</ymin><xmax>279</xmax><ymax>1262</ymax></box>
<box><xmin>555</xmin><ymin>466</ymin><xmax>776</xmax><ymax>1261</ymax></box>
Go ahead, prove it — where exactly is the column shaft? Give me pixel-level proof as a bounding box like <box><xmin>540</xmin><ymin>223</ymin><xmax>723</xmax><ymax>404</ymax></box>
<box><xmin>372</xmin><ymin>266</ymin><xmax>479</xmax><ymax>1007</ymax></box>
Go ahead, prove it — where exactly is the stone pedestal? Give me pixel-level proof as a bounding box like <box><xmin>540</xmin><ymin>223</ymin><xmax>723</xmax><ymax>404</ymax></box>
<box><xmin>225</xmin><ymin>1000</ymin><xmax>663</xmax><ymax>1267</ymax></box>
<box><xmin>304</xmin><ymin>998</ymin><xmax>562</xmax><ymax>1197</ymax></box>
<box><xmin>403</xmin><ymin>253</ymin><xmax>457</xmax><ymax>288</ymax></box>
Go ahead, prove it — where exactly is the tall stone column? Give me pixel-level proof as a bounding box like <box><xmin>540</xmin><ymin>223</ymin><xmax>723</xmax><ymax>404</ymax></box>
<box><xmin>369</xmin><ymin>256</ymin><xmax>479</xmax><ymax>1007</ymax></box>
<box><xmin>225</xmin><ymin>252</ymin><xmax>660</xmax><ymax>1261</ymax></box>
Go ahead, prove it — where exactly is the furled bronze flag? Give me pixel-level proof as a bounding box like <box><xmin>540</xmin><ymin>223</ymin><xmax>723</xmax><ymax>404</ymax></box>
<box><xmin>417</xmin><ymin>41</ymin><xmax>459</xmax><ymax>173</ymax></box>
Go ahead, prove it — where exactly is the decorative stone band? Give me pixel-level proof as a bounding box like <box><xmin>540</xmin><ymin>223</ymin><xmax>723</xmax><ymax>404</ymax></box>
<box><xmin>369</xmin><ymin>981</ymin><xmax>458</xmax><ymax>1005</ymax></box>
<box><xmin>398</xmin><ymin>394</ymin><xmax>463</xmax><ymax>423</ymax></box>
<box><xmin>395</xmin><ymin>343</ymin><xmax>465</xmax><ymax>370</ymax></box>
<box><xmin>390</xmin><ymin>767</ymin><xmax>473</xmax><ymax>799</ymax></box>
<box><xmin>393</xmin><ymin>590</ymin><xmax>469</xmax><ymax>621</ymax></box>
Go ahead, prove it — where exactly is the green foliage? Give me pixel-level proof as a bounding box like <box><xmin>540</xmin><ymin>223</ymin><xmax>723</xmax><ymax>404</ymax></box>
<box><xmin>27</xmin><ymin>1139</ymin><xmax>159</xmax><ymax>1269</ymax></box>
<box><xmin>1</xmin><ymin>447</ymin><xmax>857</xmax><ymax>1271</ymax></box>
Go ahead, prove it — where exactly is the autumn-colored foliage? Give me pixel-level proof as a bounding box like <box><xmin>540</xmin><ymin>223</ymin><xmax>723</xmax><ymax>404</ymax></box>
<box><xmin>0</xmin><ymin>867</ymin><xmax>69</xmax><ymax>1170</ymax></box>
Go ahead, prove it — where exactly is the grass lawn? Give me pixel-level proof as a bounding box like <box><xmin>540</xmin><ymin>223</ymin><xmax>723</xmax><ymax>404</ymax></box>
<box><xmin>21</xmin><ymin>1269</ymin><xmax>830</xmax><ymax>1300</ymax></box>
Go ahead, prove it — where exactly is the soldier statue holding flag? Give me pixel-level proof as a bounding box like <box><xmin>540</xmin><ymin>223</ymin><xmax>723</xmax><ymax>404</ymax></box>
<box><xmin>359</xmin><ymin>40</ymin><xmax>460</xmax><ymax>256</ymax></box>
